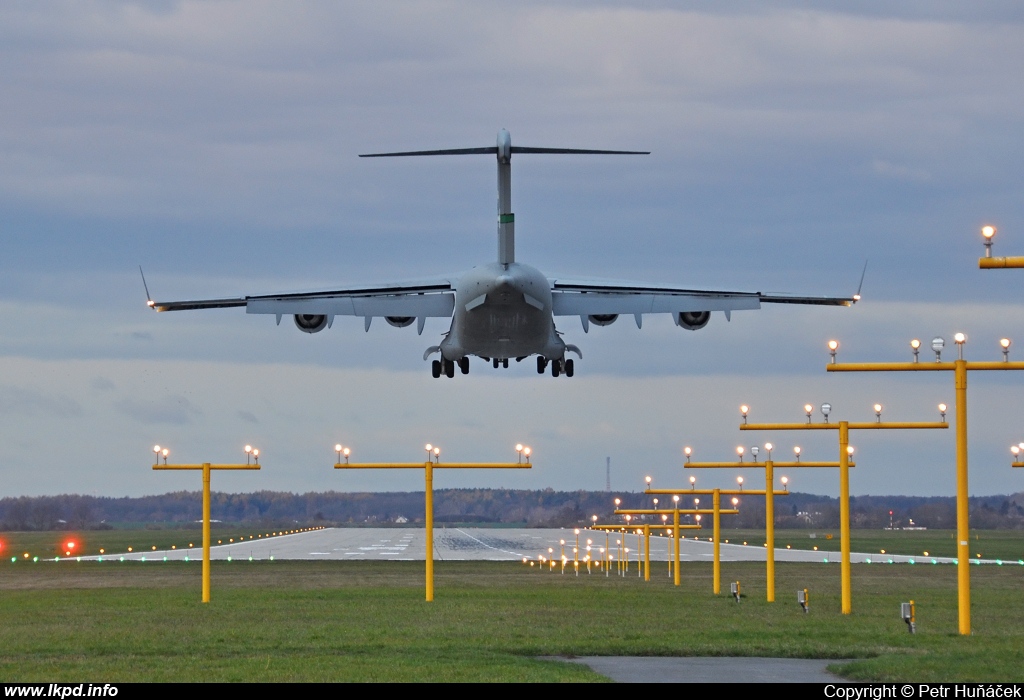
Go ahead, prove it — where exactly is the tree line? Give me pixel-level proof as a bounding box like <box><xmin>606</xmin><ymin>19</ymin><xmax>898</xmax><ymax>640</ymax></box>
<box><xmin>1</xmin><ymin>489</ymin><xmax>1022</xmax><ymax>531</ymax></box>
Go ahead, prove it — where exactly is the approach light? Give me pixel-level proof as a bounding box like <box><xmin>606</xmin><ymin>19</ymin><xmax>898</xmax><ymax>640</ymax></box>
<box><xmin>982</xmin><ymin>225</ymin><xmax>996</xmax><ymax>257</ymax></box>
<box><xmin>1001</xmin><ymin>338</ymin><xmax>1012</xmax><ymax>362</ymax></box>
<box><xmin>821</xmin><ymin>403</ymin><xmax>832</xmax><ymax>423</ymax></box>
<box><xmin>847</xmin><ymin>446</ymin><xmax>855</xmax><ymax>456</ymax></box>
<box><xmin>736</xmin><ymin>446</ymin><xmax>745</xmax><ymax>462</ymax></box>
<box><xmin>1012</xmin><ymin>445</ymin><xmax>1020</xmax><ymax>462</ymax></box>
<box><xmin>937</xmin><ymin>403</ymin><xmax>947</xmax><ymax>422</ymax></box>
<box><xmin>804</xmin><ymin>404</ymin><xmax>813</xmax><ymax>423</ymax></box>
<box><xmin>645</xmin><ymin>475</ymin><xmax>652</xmax><ymax>487</ymax></box>
<box><xmin>953</xmin><ymin>332</ymin><xmax>967</xmax><ymax>360</ymax></box>
<box><xmin>828</xmin><ymin>340</ymin><xmax>839</xmax><ymax>363</ymax></box>
<box><xmin>874</xmin><ymin>404</ymin><xmax>883</xmax><ymax>422</ymax></box>
<box><xmin>781</xmin><ymin>476</ymin><xmax>789</xmax><ymax>492</ymax></box>
<box><xmin>793</xmin><ymin>446</ymin><xmax>801</xmax><ymax>462</ymax></box>
<box><xmin>764</xmin><ymin>442</ymin><xmax>773</xmax><ymax>459</ymax></box>
<box><xmin>672</xmin><ymin>495</ymin><xmax>680</xmax><ymax>505</ymax></box>
<box><xmin>689</xmin><ymin>475</ymin><xmax>696</xmax><ymax>488</ymax></box>
<box><xmin>910</xmin><ymin>338</ymin><xmax>921</xmax><ymax>362</ymax></box>
<box><xmin>737</xmin><ymin>476</ymin><xmax>744</xmax><ymax>490</ymax></box>
<box><xmin>683</xmin><ymin>446</ymin><xmax>692</xmax><ymax>462</ymax></box>
<box><xmin>931</xmin><ymin>336</ymin><xmax>945</xmax><ymax>362</ymax></box>
<box><xmin>732</xmin><ymin>497</ymin><xmax>739</xmax><ymax>506</ymax></box>
<box><xmin>740</xmin><ymin>405</ymin><xmax>749</xmax><ymax>424</ymax></box>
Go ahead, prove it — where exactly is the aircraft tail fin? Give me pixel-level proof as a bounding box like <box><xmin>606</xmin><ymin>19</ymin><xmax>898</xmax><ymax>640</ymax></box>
<box><xmin>360</xmin><ymin>130</ymin><xmax>648</xmax><ymax>267</ymax></box>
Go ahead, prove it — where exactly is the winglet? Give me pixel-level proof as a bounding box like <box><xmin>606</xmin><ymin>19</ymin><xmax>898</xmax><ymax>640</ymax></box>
<box><xmin>139</xmin><ymin>266</ymin><xmax>155</xmax><ymax>308</ymax></box>
<box><xmin>853</xmin><ymin>260</ymin><xmax>867</xmax><ymax>303</ymax></box>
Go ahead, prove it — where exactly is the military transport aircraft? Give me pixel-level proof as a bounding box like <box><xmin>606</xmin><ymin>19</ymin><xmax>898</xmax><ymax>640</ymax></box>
<box><xmin>146</xmin><ymin>129</ymin><xmax>859</xmax><ymax>378</ymax></box>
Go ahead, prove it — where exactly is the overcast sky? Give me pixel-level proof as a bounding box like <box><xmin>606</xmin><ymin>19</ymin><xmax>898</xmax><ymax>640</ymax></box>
<box><xmin>1</xmin><ymin>1</ymin><xmax>1023</xmax><ymax>499</ymax></box>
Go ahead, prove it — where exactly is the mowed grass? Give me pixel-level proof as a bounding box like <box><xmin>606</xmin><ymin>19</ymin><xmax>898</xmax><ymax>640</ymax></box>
<box><xmin>1</xmin><ymin>559</ymin><xmax>1023</xmax><ymax>682</ymax></box>
<box><xmin>714</xmin><ymin>528</ymin><xmax>1024</xmax><ymax>562</ymax></box>
<box><xmin>1</xmin><ymin>527</ymin><xmax>315</xmax><ymax>559</ymax></box>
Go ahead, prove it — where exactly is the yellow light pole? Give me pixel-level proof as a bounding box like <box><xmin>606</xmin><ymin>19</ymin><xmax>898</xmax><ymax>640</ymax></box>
<box><xmin>827</xmin><ymin>335</ymin><xmax>1024</xmax><ymax>634</ymax></box>
<box><xmin>645</xmin><ymin>483</ymin><xmax>789</xmax><ymax>597</ymax></box>
<box><xmin>738</xmin><ymin>403</ymin><xmax>944</xmax><ymax>615</ymax></box>
<box><xmin>334</xmin><ymin>443</ymin><xmax>532</xmax><ymax>601</ymax></box>
<box><xmin>151</xmin><ymin>445</ymin><xmax>261</xmax><ymax>603</ymax></box>
<box><xmin>611</xmin><ymin>508</ymin><xmax>736</xmax><ymax>586</ymax></box>
<box><xmin>590</xmin><ymin>523</ymin><xmax>698</xmax><ymax>582</ymax></box>
<box><xmin>978</xmin><ymin>225</ymin><xmax>1024</xmax><ymax>268</ymax></box>
<box><xmin>678</xmin><ymin>454</ymin><xmax>840</xmax><ymax>600</ymax></box>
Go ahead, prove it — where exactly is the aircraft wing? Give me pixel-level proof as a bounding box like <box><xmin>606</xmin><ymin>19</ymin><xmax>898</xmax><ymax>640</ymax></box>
<box><xmin>549</xmin><ymin>277</ymin><xmax>855</xmax><ymax>328</ymax></box>
<box><xmin>150</xmin><ymin>278</ymin><xmax>456</xmax><ymax>329</ymax></box>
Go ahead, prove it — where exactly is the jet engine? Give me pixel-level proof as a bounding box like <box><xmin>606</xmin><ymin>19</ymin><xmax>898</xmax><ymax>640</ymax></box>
<box><xmin>294</xmin><ymin>314</ymin><xmax>328</xmax><ymax>334</ymax></box>
<box><xmin>588</xmin><ymin>314</ymin><xmax>618</xmax><ymax>327</ymax></box>
<box><xmin>676</xmin><ymin>311</ymin><xmax>710</xmax><ymax>330</ymax></box>
<box><xmin>385</xmin><ymin>316</ymin><xmax>416</xmax><ymax>328</ymax></box>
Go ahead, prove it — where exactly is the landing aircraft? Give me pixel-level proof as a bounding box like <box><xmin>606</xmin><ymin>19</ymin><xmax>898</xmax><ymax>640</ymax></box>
<box><xmin>147</xmin><ymin>129</ymin><xmax>858</xmax><ymax>378</ymax></box>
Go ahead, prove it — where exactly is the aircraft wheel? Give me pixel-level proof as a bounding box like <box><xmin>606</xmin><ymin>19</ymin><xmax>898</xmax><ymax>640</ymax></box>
<box><xmin>492</xmin><ymin>358</ymin><xmax>499</xmax><ymax>368</ymax></box>
<box><xmin>502</xmin><ymin>358</ymin><xmax>509</xmax><ymax>368</ymax></box>
<box><xmin>537</xmin><ymin>357</ymin><xmax>547</xmax><ymax>374</ymax></box>
<box><xmin>445</xmin><ymin>359</ymin><xmax>455</xmax><ymax>378</ymax></box>
<box><xmin>459</xmin><ymin>357</ymin><xmax>470</xmax><ymax>375</ymax></box>
<box><xmin>551</xmin><ymin>360</ymin><xmax>560</xmax><ymax>378</ymax></box>
<box><xmin>431</xmin><ymin>360</ymin><xmax>441</xmax><ymax>378</ymax></box>
<box><xmin>565</xmin><ymin>359</ymin><xmax>574</xmax><ymax>377</ymax></box>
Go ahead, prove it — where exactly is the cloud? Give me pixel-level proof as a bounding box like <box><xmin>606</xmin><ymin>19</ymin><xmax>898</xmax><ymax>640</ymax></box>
<box><xmin>0</xmin><ymin>384</ymin><xmax>82</xmax><ymax>418</ymax></box>
<box><xmin>91</xmin><ymin>376</ymin><xmax>116</xmax><ymax>392</ymax></box>
<box><xmin>872</xmin><ymin>159</ymin><xmax>931</xmax><ymax>182</ymax></box>
<box><xmin>113</xmin><ymin>394</ymin><xmax>202</xmax><ymax>425</ymax></box>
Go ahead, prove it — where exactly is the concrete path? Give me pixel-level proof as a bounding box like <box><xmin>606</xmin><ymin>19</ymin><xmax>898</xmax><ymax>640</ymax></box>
<box><xmin>553</xmin><ymin>656</ymin><xmax>848</xmax><ymax>683</ymax></box>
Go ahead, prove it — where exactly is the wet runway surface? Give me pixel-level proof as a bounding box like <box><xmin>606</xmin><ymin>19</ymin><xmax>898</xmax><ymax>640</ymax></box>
<box><xmin>75</xmin><ymin>526</ymin><xmax>965</xmax><ymax>564</ymax></box>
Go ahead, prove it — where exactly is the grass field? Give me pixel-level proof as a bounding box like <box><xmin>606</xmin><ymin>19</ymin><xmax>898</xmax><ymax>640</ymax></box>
<box><xmin>1</xmin><ymin>557</ymin><xmax>1023</xmax><ymax>682</ymax></box>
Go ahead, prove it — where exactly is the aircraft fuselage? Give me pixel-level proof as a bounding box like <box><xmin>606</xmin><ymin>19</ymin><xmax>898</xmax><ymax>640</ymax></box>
<box><xmin>440</xmin><ymin>262</ymin><xmax>564</xmax><ymax>361</ymax></box>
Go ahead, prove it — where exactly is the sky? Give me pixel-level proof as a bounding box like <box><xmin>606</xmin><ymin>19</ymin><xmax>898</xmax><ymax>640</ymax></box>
<box><xmin>1</xmin><ymin>1</ymin><xmax>1023</xmax><ymax>499</ymax></box>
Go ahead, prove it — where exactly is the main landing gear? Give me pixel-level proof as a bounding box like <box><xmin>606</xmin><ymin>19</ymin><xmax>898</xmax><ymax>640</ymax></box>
<box><xmin>537</xmin><ymin>356</ymin><xmax>573</xmax><ymax>377</ymax></box>
<box><xmin>431</xmin><ymin>357</ymin><xmax>470</xmax><ymax>378</ymax></box>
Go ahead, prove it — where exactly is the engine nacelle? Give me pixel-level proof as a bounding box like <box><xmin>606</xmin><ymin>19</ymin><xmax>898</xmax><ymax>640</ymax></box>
<box><xmin>294</xmin><ymin>314</ymin><xmax>328</xmax><ymax>334</ymax></box>
<box><xmin>385</xmin><ymin>316</ymin><xmax>416</xmax><ymax>328</ymax></box>
<box><xmin>676</xmin><ymin>311</ymin><xmax>710</xmax><ymax>331</ymax></box>
<box><xmin>588</xmin><ymin>314</ymin><xmax>618</xmax><ymax>327</ymax></box>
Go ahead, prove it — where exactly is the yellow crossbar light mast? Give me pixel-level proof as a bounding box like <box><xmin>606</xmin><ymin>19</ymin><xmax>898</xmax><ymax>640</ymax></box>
<box><xmin>151</xmin><ymin>445</ymin><xmax>262</xmax><ymax>603</ymax></box>
<box><xmin>737</xmin><ymin>399</ymin><xmax>946</xmax><ymax>616</ymax></box>
<box><xmin>333</xmin><ymin>443</ymin><xmax>532</xmax><ymax>601</ymax></box>
<box><xmin>647</xmin><ymin>476</ymin><xmax>792</xmax><ymax>598</ymax></box>
<box><xmin>825</xmin><ymin>335</ymin><xmax>1021</xmax><ymax>635</ymax></box>
<box><xmin>612</xmin><ymin>506</ymin><xmax>737</xmax><ymax>587</ymax></box>
<box><xmin>978</xmin><ymin>225</ymin><xmax>1024</xmax><ymax>268</ymax></box>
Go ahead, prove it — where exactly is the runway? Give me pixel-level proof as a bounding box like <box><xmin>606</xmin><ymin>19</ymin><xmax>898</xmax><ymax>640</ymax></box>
<box><xmin>71</xmin><ymin>527</ymin><xmax>983</xmax><ymax>565</ymax></box>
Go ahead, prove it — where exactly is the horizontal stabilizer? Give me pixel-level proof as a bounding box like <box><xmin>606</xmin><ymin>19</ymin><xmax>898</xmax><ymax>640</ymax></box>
<box><xmin>361</xmin><ymin>144</ymin><xmax>648</xmax><ymax>158</ymax></box>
